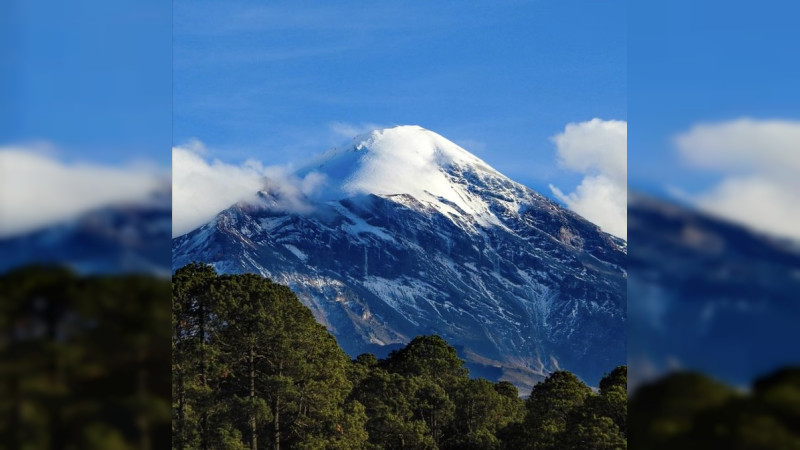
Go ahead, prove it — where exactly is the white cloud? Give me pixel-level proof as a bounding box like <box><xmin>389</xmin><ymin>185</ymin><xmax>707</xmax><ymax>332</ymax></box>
<box><xmin>172</xmin><ymin>140</ymin><xmax>326</xmax><ymax>238</ymax></box>
<box><xmin>328</xmin><ymin>121</ymin><xmax>389</xmax><ymax>139</ymax></box>
<box><xmin>675</xmin><ymin>118</ymin><xmax>800</xmax><ymax>176</ymax></box>
<box><xmin>0</xmin><ymin>145</ymin><xmax>165</xmax><ymax>238</ymax></box>
<box><xmin>673</xmin><ymin>118</ymin><xmax>800</xmax><ymax>241</ymax></box>
<box><xmin>550</xmin><ymin>175</ymin><xmax>627</xmax><ymax>239</ymax></box>
<box><xmin>689</xmin><ymin>176</ymin><xmax>800</xmax><ymax>241</ymax></box>
<box><xmin>549</xmin><ymin>118</ymin><xmax>627</xmax><ymax>240</ymax></box>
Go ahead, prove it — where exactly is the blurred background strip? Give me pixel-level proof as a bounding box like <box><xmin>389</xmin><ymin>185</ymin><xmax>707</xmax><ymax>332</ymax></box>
<box><xmin>628</xmin><ymin>0</ymin><xmax>800</xmax><ymax>447</ymax></box>
<box><xmin>0</xmin><ymin>0</ymin><xmax>171</xmax><ymax>448</ymax></box>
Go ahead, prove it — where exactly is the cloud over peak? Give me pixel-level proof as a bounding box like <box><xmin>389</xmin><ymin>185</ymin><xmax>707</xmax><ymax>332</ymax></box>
<box><xmin>673</xmin><ymin>118</ymin><xmax>800</xmax><ymax>242</ymax></box>
<box><xmin>172</xmin><ymin>140</ymin><xmax>326</xmax><ymax>238</ymax></box>
<box><xmin>0</xmin><ymin>145</ymin><xmax>165</xmax><ymax>238</ymax></box>
<box><xmin>549</xmin><ymin>118</ymin><xmax>627</xmax><ymax>240</ymax></box>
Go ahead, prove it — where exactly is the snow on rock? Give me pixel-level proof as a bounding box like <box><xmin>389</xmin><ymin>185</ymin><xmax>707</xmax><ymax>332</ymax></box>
<box><xmin>173</xmin><ymin>126</ymin><xmax>627</xmax><ymax>392</ymax></box>
<box><xmin>302</xmin><ymin>126</ymin><xmax>518</xmax><ymax>230</ymax></box>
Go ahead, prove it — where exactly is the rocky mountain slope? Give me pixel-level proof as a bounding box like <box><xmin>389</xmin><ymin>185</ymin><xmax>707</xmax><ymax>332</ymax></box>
<box><xmin>628</xmin><ymin>193</ymin><xmax>800</xmax><ymax>389</ymax></box>
<box><xmin>0</xmin><ymin>188</ymin><xmax>171</xmax><ymax>276</ymax></box>
<box><xmin>173</xmin><ymin>126</ymin><xmax>626</xmax><ymax>391</ymax></box>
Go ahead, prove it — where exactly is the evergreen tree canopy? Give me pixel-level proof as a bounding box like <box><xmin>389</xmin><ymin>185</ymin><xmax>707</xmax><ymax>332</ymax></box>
<box><xmin>383</xmin><ymin>335</ymin><xmax>469</xmax><ymax>389</ymax></box>
<box><xmin>629</xmin><ymin>372</ymin><xmax>735</xmax><ymax>450</ymax></box>
<box><xmin>630</xmin><ymin>369</ymin><xmax>800</xmax><ymax>449</ymax></box>
<box><xmin>0</xmin><ymin>266</ymin><xmax>171</xmax><ymax>449</ymax></box>
<box><xmin>599</xmin><ymin>366</ymin><xmax>626</xmax><ymax>394</ymax></box>
<box><xmin>172</xmin><ymin>266</ymin><xmax>364</xmax><ymax>450</ymax></box>
<box><xmin>520</xmin><ymin>371</ymin><xmax>593</xmax><ymax>449</ymax></box>
<box><xmin>170</xmin><ymin>264</ymin><xmax>628</xmax><ymax>449</ymax></box>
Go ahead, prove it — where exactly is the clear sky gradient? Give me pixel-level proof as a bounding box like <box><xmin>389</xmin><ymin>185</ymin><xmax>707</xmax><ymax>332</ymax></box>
<box><xmin>629</xmin><ymin>0</ymin><xmax>800</xmax><ymax>195</ymax></box>
<box><xmin>1</xmin><ymin>0</ymin><xmax>171</xmax><ymax>165</ymax></box>
<box><xmin>173</xmin><ymin>1</ymin><xmax>626</xmax><ymax>194</ymax></box>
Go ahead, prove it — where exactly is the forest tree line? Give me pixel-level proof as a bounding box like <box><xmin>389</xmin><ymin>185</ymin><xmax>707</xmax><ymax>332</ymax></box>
<box><xmin>5</xmin><ymin>264</ymin><xmax>796</xmax><ymax>449</ymax></box>
<box><xmin>0</xmin><ymin>266</ymin><xmax>171</xmax><ymax>449</ymax></box>
<box><xmin>629</xmin><ymin>368</ymin><xmax>800</xmax><ymax>449</ymax></box>
<box><xmin>172</xmin><ymin>263</ymin><xmax>627</xmax><ymax>450</ymax></box>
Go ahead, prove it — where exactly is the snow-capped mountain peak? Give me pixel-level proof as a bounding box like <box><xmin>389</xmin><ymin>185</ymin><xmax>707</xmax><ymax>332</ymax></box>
<box><xmin>302</xmin><ymin>125</ymin><xmax>521</xmax><ymax>229</ymax></box>
<box><xmin>174</xmin><ymin>126</ymin><xmax>626</xmax><ymax>392</ymax></box>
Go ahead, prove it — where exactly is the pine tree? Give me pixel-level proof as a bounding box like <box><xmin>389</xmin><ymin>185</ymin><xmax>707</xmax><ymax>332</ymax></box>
<box><xmin>628</xmin><ymin>372</ymin><xmax>735</xmax><ymax>450</ymax></box>
<box><xmin>168</xmin><ymin>264</ymin><xmax>631</xmax><ymax>450</ymax></box>
<box><xmin>213</xmin><ymin>272</ymin><xmax>361</xmax><ymax>449</ymax></box>
<box><xmin>76</xmin><ymin>274</ymin><xmax>172</xmax><ymax>450</ymax></box>
<box><xmin>0</xmin><ymin>266</ymin><xmax>172</xmax><ymax>449</ymax></box>
<box><xmin>520</xmin><ymin>371</ymin><xmax>592</xmax><ymax>449</ymax></box>
<box><xmin>172</xmin><ymin>262</ymin><xmax>219</xmax><ymax>450</ymax></box>
<box><xmin>591</xmin><ymin>366</ymin><xmax>627</xmax><ymax>438</ymax></box>
<box><xmin>560</xmin><ymin>415</ymin><xmax>626</xmax><ymax>450</ymax></box>
<box><xmin>0</xmin><ymin>266</ymin><xmax>77</xmax><ymax>449</ymax></box>
<box><xmin>444</xmin><ymin>378</ymin><xmax>524</xmax><ymax>449</ymax></box>
<box><xmin>383</xmin><ymin>335</ymin><xmax>469</xmax><ymax>389</ymax></box>
<box><xmin>351</xmin><ymin>367</ymin><xmax>436</xmax><ymax>450</ymax></box>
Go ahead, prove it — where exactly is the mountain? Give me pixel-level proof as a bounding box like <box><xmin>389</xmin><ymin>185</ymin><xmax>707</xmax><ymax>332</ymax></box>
<box><xmin>628</xmin><ymin>192</ymin><xmax>800</xmax><ymax>389</ymax></box>
<box><xmin>0</xmin><ymin>187</ymin><xmax>172</xmax><ymax>276</ymax></box>
<box><xmin>173</xmin><ymin>126</ymin><xmax>626</xmax><ymax>391</ymax></box>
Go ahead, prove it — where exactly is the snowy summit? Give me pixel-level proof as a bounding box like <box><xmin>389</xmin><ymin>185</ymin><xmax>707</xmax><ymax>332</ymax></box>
<box><xmin>174</xmin><ymin>125</ymin><xmax>626</xmax><ymax>392</ymax></box>
<box><xmin>308</xmin><ymin>125</ymin><xmax>500</xmax><ymax>197</ymax></box>
<box><xmin>300</xmin><ymin>125</ymin><xmax>540</xmax><ymax>230</ymax></box>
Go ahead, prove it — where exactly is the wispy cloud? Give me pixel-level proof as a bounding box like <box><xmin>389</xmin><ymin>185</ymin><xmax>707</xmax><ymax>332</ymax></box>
<box><xmin>328</xmin><ymin>122</ymin><xmax>390</xmax><ymax>140</ymax></box>
<box><xmin>672</xmin><ymin>118</ymin><xmax>800</xmax><ymax>241</ymax></box>
<box><xmin>0</xmin><ymin>144</ymin><xmax>165</xmax><ymax>238</ymax></box>
<box><xmin>172</xmin><ymin>140</ymin><xmax>327</xmax><ymax>238</ymax></box>
<box><xmin>675</xmin><ymin>118</ymin><xmax>800</xmax><ymax>176</ymax></box>
<box><xmin>548</xmin><ymin>118</ymin><xmax>627</xmax><ymax>240</ymax></box>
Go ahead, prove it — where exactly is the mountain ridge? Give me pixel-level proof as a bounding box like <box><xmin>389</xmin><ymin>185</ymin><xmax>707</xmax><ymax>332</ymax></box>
<box><xmin>0</xmin><ymin>187</ymin><xmax>172</xmax><ymax>276</ymax></box>
<box><xmin>173</xmin><ymin>126</ymin><xmax>626</xmax><ymax>392</ymax></box>
<box><xmin>628</xmin><ymin>192</ymin><xmax>800</xmax><ymax>390</ymax></box>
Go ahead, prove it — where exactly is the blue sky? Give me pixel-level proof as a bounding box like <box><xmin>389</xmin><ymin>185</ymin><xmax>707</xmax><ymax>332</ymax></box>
<box><xmin>0</xmin><ymin>0</ymin><xmax>171</xmax><ymax>239</ymax></box>
<box><xmin>173</xmin><ymin>0</ymin><xmax>626</xmax><ymax>194</ymax></box>
<box><xmin>629</xmin><ymin>0</ymin><xmax>800</xmax><ymax>195</ymax></box>
<box><xmin>0</xmin><ymin>0</ymin><xmax>171</xmax><ymax>165</ymax></box>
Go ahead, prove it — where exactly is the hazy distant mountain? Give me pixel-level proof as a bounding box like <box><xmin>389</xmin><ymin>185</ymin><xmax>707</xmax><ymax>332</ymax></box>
<box><xmin>173</xmin><ymin>126</ymin><xmax>626</xmax><ymax>391</ymax></box>
<box><xmin>628</xmin><ymin>192</ymin><xmax>800</xmax><ymax>389</ymax></box>
<box><xmin>0</xmin><ymin>187</ymin><xmax>171</xmax><ymax>276</ymax></box>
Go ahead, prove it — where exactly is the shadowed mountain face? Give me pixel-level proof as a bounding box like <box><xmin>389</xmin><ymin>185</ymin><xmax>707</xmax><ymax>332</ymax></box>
<box><xmin>628</xmin><ymin>193</ymin><xmax>800</xmax><ymax>390</ymax></box>
<box><xmin>173</xmin><ymin>126</ymin><xmax>626</xmax><ymax>392</ymax></box>
<box><xmin>0</xmin><ymin>190</ymin><xmax>172</xmax><ymax>276</ymax></box>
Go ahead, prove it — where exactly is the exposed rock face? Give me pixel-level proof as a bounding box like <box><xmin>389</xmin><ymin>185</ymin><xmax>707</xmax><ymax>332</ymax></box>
<box><xmin>628</xmin><ymin>193</ymin><xmax>800</xmax><ymax>389</ymax></box>
<box><xmin>173</xmin><ymin>126</ymin><xmax>626</xmax><ymax>391</ymax></box>
<box><xmin>0</xmin><ymin>189</ymin><xmax>171</xmax><ymax>276</ymax></box>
